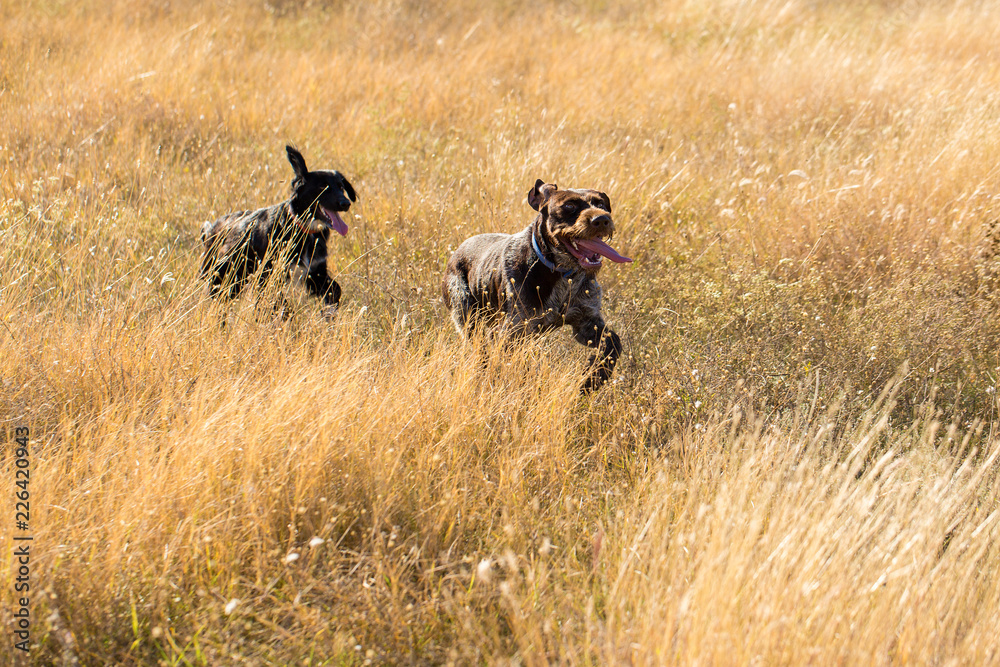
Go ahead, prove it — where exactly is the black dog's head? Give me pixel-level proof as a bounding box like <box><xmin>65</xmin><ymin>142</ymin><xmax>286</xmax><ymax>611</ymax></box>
<box><xmin>528</xmin><ymin>179</ymin><xmax>632</xmax><ymax>273</ymax></box>
<box><xmin>286</xmin><ymin>145</ymin><xmax>357</xmax><ymax>236</ymax></box>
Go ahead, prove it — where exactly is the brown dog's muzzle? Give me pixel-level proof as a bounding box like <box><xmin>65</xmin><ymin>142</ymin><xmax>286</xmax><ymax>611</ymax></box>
<box><xmin>589</xmin><ymin>213</ymin><xmax>614</xmax><ymax>237</ymax></box>
<box><xmin>555</xmin><ymin>211</ymin><xmax>630</xmax><ymax>270</ymax></box>
<box><xmin>554</xmin><ymin>210</ymin><xmax>615</xmax><ymax>243</ymax></box>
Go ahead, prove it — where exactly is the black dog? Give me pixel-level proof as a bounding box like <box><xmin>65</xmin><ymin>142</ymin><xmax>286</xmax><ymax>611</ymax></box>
<box><xmin>444</xmin><ymin>179</ymin><xmax>632</xmax><ymax>392</ymax></box>
<box><xmin>200</xmin><ymin>145</ymin><xmax>356</xmax><ymax>315</ymax></box>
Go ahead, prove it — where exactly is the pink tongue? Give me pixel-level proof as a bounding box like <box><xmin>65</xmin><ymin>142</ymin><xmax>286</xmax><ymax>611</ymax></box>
<box><xmin>322</xmin><ymin>207</ymin><xmax>349</xmax><ymax>236</ymax></box>
<box><xmin>575</xmin><ymin>238</ymin><xmax>632</xmax><ymax>263</ymax></box>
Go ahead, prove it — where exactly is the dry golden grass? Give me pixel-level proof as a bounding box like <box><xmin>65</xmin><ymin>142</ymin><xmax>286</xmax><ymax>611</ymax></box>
<box><xmin>3</xmin><ymin>0</ymin><xmax>1000</xmax><ymax>663</ymax></box>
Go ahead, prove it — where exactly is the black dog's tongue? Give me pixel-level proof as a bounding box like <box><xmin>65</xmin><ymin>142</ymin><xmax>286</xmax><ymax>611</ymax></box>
<box><xmin>575</xmin><ymin>238</ymin><xmax>632</xmax><ymax>263</ymax></box>
<box><xmin>321</xmin><ymin>206</ymin><xmax>349</xmax><ymax>236</ymax></box>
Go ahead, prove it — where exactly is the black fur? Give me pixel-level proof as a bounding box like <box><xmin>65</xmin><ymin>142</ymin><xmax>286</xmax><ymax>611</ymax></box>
<box><xmin>200</xmin><ymin>145</ymin><xmax>356</xmax><ymax>313</ymax></box>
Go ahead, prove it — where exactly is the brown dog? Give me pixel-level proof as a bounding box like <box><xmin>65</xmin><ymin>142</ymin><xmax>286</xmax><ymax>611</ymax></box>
<box><xmin>444</xmin><ymin>179</ymin><xmax>632</xmax><ymax>391</ymax></box>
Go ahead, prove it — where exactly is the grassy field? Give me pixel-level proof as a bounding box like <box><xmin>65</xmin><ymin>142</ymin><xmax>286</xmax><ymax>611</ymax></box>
<box><xmin>3</xmin><ymin>0</ymin><xmax>1000</xmax><ymax>663</ymax></box>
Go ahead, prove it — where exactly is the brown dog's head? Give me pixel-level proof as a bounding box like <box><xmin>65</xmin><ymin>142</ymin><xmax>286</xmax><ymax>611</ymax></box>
<box><xmin>528</xmin><ymin>179</ymin><xmax>632</xmax><ymax>273</ymax></box>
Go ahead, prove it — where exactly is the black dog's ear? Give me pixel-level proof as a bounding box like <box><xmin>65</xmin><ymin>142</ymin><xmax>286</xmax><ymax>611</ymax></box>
<box><xmin>341</xmin><ymin>174</ymin><xmax>357</xmax><ymax>202</ymax></box>
<box><xmin>527</xmin><ymin>179</ymin><xmax>557</xmax><ymax>211</ymax></box>
<box><xmin>286</xmin><ymin>145</ymin><xmax>309</xmax><ymax>180</ymax></box>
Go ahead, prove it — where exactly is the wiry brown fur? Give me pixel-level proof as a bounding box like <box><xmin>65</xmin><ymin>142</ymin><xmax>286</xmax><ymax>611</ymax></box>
<box><xmin>444</xmin><ymin>180</ymin><xmax>625</xmax><ymax>392</ymax></box>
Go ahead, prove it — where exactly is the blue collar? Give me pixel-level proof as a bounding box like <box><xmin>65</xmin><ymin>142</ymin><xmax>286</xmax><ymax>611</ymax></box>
<box><xmin>532</xmin><ymin>229</ymin><xmax>573</xmax><ymax>278</ymax></box>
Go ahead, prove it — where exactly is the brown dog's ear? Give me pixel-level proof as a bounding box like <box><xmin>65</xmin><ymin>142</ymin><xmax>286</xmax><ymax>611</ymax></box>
<box><xmin>527</xmin><ymin>179</ymin><xmax>558</xmax><ymax>211</ymax></box>
<box><xmin>597</xmin><ymin>191</ymin><xmax>612</xmax><ymax>212</ymax></box>
<box><xmin>286</xmin><ymin>145</ymin><xmax>309</xmax><ymax>180</ymax></box>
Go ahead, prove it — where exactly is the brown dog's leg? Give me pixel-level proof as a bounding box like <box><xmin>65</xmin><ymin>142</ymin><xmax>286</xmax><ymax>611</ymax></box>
<box><xmin>573</xmin><ymin>319</ymin><xmax>622</xmax><ymax>393</ymax></box>
<box><xmin>445</xmin><ymin>273</ymin><xmax>477</xmax><ymax>335</ymax></box>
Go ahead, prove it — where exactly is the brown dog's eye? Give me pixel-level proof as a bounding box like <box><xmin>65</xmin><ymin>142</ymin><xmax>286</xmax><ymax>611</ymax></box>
<box><xmin>561</xmin><ymin>202</ymin><xmax>580</xmax><ymax>214</ymax></box>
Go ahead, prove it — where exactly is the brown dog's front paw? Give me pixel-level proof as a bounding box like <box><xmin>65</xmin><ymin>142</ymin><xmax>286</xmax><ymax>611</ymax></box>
<box><xmin>321</xmin><ymin>304</ymin><xmax>339</xmax><ymax>321</ymax></box>
<box><xmin>581</xmin><ymin>367</ymin><xmax>612</xmax><ymax>394</ymax></box>
<box><xmin>577</xmin><ymin>328</ymin><xmax>622</xmax><ymax>393</ymax></box>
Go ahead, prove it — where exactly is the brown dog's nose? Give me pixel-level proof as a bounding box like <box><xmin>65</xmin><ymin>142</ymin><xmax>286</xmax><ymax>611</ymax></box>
<box><xmin>592</xmin><ymin>214</ymin><xmax>613</xmax><ymax>232</ymax></box>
